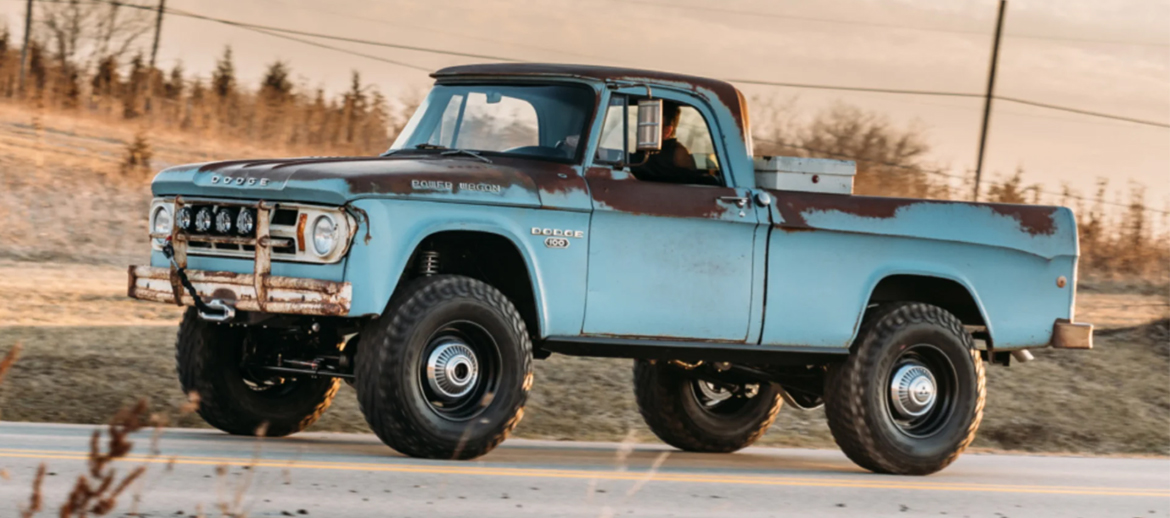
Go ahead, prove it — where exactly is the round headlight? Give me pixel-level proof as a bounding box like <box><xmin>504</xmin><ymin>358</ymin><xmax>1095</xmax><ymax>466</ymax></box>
<box><xmin>176</xmin><ymin>207</ymin><xmax>192</xmax><ymax>231</ymax></box>
<box><xmin>236</xmin><ymin>209</ymin><xmax>255</xmax><ymax>236</ymax></box>
<box><xmin>194</xmin><ymin>207</ymin><xmax>213</xmax><ymax>233</ymax></box>
<box><xmin>215</xmin><ymin>208</ymin><xmax>235</xmax><ymax>234</ymax></box>
<box><xmin>311</xmin><ymin>215</ymin><xmax>337</xmax><ymax>256</ymax></box>
<box><xmin>151</xmin><ymin>205</ymin><xmax>172</xmax><ymax>235</ymax></box>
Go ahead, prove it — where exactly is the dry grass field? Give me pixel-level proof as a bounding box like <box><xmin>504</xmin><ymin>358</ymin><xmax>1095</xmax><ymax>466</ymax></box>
<box><xmin>0</xmin><ymin>260</ymin><xmax>1166</xmax><ymax>455</ymax></box>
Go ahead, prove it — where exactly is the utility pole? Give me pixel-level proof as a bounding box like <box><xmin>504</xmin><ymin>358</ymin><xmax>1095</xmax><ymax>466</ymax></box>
<box><xmin>17</xmin><ymin>0</ymin><xmax>32</xmax><ymax>94</ymax></box>
<box><xmin>149</xmin><ymin>0</ymin><xmax>166</xmax><ymax>69</ymax></box>
<box><xmin>972</xmin><ymin>0</ymin><xmax>1007</xmax><ymax>202</ymax></box>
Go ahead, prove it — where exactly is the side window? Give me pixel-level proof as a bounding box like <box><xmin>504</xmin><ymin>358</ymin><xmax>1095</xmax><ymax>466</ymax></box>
<box><xmin>596</xmin><ymin>94</ymin><xmax>724</xmax><ymax>187</ymax></box>
<box><xmin>674</xmin><ymin>107</ymin><xmax>720</xmax><ymax>171</ymax></box>
<box><xmin>595</xmin><ymin>97</ymin><xmax>627</xmax><ymax>163</ymax></box>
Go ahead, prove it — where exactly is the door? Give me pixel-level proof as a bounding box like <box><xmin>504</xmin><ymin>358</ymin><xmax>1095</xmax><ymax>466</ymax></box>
<box><xmin>581</xmin><ymin>92</ymin><xmax>760</xmax><ymax>342</ymax></box>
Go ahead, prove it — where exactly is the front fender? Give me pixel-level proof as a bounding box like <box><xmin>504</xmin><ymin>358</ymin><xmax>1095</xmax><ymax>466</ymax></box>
<box><xmin>343</xmin><ymin>198</ymin><xmax>591</xmax><ymax>338</ymax></box>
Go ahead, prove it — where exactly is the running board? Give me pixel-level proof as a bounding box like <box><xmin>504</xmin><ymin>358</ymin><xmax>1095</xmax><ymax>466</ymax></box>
<box><xmin>539</xmin><ymin>336</ymin><xmax>848</xmax><ymax>365</ymax></box>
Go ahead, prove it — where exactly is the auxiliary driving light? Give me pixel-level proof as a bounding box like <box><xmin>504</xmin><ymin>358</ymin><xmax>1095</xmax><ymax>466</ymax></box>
<box><xmin>194</xmin><ymin>207</ymin><xmax>213</xmax><ymax>232</ymax></box>
<box><xmin>236</xmin><ymin>208</ymin><xmax>255</xmax><ymax>236</ymax></box>
<box><xmin>176</xmin><ymin>206</ymin><xmax>192</xmax><ymax>231</ymax></box>
<box><xmin>215</xmin><ymin>208</ymin><xmax>236</xmax><ymax>234</ymax></box>
<box><xmin>312</xmin><ymin>214</ymin><xmax>337</xmax><ymax>256</ymax></box>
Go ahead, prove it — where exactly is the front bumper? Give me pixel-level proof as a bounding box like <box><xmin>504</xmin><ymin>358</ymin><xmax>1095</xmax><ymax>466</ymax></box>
<box><xmin>128</xmin><ymin>265</ymin><xmax>352</xmax><ymax>317</ymax></box>
<box><xmin>132</xmin><ymin>197</ymin><xmax>353</xmax><ymax>318</ymax></box>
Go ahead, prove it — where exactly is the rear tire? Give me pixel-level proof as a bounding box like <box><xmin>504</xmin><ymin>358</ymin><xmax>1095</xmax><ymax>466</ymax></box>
<box><xmin>356</xmin><ymin>275</ymin><xmax>532</xmax><ymax>460</ymax></box>
<box><xmin>633</xmin><ymin>360</ymin><xmax>783</xmax><ymax>453</ymax></box>
<box><xmin>824</xmin><ymin>303</ymin><xmax>985</xmax><ymax>475</ymax></box>
<box><xmin>175</xmin><ymin>308</ymin><xmax>340</xmax><ymax>437</ymax></box>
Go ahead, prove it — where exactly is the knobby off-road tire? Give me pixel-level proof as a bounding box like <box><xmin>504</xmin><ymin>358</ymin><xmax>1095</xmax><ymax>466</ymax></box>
<box><xmin>634</xmin><ymin>360</ymin><xmax>783</xmax><ymax>453</ymax></box>
<box><xmin>824</xmin><ymin>303</ymin><xmax>985</xmax><ymax>476</ymax></box>
<box><xmin>175</xmin><ymin>308</ymin><xmax>340</xmax><ymax>437</ymax></box>
<box><xmin>356</xmin><ymin>275</ymin><xmax>533</xmax><ymax>460</ymax></box>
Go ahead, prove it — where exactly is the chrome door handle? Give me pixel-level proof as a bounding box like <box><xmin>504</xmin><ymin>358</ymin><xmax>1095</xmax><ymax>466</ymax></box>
<box><xmin>718</xmin><ymin>196</ymin><xmax>749</xmax><ymax>209</ymax></box>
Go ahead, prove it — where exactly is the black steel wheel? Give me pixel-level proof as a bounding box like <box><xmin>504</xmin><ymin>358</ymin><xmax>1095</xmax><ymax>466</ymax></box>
<box><xmin>175</xmin><ymin>308</ymin><xmax>340</xmax><ymax>437</ymax></box>
<box><xmin>417</xmin><ymin>321</ymin><xmax>501</xmax><ymax>421</ymax></box>
<box><xmin>633</xmin><ymin>360</ymin><xmax>783</xmax><ymax>453</ymax></box>
<box><xmin>824</xmin><ymin>303</ymin><xmax>985</xmax><ymax>475</ymax></box>
<box><xmin>356</xmin><ymin>275</ymin><xmax>532</xmax><ymax>460</ymax></box>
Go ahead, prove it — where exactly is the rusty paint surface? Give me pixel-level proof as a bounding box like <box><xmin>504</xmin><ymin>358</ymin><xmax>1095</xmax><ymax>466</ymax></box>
<box><xmin>128</xmin><ymin>266</ymin><xmax>351</xmax><ymax>317</ymax></box>
<box><xmin>132</xmin><ymin>266</ymin><xmax>347</xmax><ymax>295</ymax></box>
<box><xmin>585</xmin><ymin>168</ymin><xmax>733</xmax><ymax>219</ymax></box>
<box><xmin>433</xmin><ymin>63</ymin><xmax>750</xmax><ymax>139</ymax></box>
<box><xmin>343</xmin><ymin>203</ymin><xmax>372</xmax><ymax>245</ymax></box>
<box><xmin>191</xmin><ymin>155</ymin><xmax>590</xmax><ymax>202</ymax></box>
<box><xmin>254</xmin><ymin>204</ymin><xmax>272</xmax><ymax>312</ymax></box>
<box><xmin>984</xmin><ymin>204</ymin><xmax>1060</xmax><ymax>237</ymax></box>
<box><xmin>768</xmin><ymin>190</ymin><xmax>1059</xmax><ymax>236</ymax></box>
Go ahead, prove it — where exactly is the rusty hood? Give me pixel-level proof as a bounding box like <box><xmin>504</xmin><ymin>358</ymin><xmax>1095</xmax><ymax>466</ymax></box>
<box><xmin>151</xmin><ymin>155</ymin><xmax>587</xmax><ymax>207</ymax></box>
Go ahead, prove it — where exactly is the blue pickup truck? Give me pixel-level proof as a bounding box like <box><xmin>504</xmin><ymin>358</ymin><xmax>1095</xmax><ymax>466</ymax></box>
<box><xmin>129</xmin><ymin>63</ymin><xmax>1092</xmax><ymax>475</ymax></box>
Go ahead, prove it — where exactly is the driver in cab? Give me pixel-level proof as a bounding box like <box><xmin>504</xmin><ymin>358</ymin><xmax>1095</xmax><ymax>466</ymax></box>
<box><xmin>631</xmin><ymin>102</ymin><xmax>719</xmax><ymax>186</ymax></box>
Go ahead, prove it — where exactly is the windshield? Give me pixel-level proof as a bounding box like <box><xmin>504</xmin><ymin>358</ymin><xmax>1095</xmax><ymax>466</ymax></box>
<box><xmin>389</xmin><ymin>84</ymin><xmax>595</xmax><ymax>163</ymax></box>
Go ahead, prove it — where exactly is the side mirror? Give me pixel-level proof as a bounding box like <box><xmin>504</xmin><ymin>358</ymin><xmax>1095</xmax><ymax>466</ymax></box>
<box><xmin>635</xmin><ymin>99</ymin><xmax>663</xmax><ymax>153</ymax></box>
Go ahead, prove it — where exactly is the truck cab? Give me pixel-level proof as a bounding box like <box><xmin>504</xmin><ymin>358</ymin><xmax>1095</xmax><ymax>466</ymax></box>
<box><xmin>130</xmin><ymin>63</ymin><xmax>1092</xmax><ymax>475</ymax></box>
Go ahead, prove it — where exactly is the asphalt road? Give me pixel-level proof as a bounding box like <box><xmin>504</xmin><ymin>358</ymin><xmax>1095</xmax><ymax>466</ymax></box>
<box><xmin>0</xmin><ymin>422</ymin><xmax>1165</xmax><ymax>518</ymax></box>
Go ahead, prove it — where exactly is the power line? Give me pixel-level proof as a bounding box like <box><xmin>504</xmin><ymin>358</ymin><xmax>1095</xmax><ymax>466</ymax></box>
<box><xmin>996</xmin><ymin>96</ymin><xmax>1170</xmax><ymax>129</ymax></box>
<box><xmin>253</xmin><ymin>0</ymin><xmax>624</xmax><ymax>65</ymax></box>
<box><xmin>15</xmin><ymin>0</ymin><xmax>437</xmax><ymax>71</ymax></box>
<box><xmin>157</xmin><ymin>5</ymin><xmax>521</xmax><ymax>63</ymax></box>
<box><xmin>620</xmin><ymin>0</ymin><xmax>988</xmax><ymax>37</ymax></box>
<box><xmin>106</xmin><ymin>2</ymin><xmax>434</xmax><ymax>71</ymax></box>
<box><xmin>620</xmin><ymin>0</ymin><xmax>1170</xmax><ymax>48</ymax></box>
<box><xmin>725</xmin><ymin>79</ymin><xmax>981</xmax><ymax>98</ymax></box>
<box><xmin>22</xmin><ymin>0</ymin><xmax>1170</xmax><ymax>196</ymax></box>
<box><xmin>1008</xmin><ymin>33</ymin><xmax>1170</xmax><ymax>49</ymax></box>
<box><xmin>238</xmin><ymin>24</ymin><xmax>432</xmax><ymax>72</ymax></box>
<box><xmin>752</xmin><ymin>137</ymin><xmax>1170</xmax><ymax>215</ymax></box>
<box><xmin>727</xmin><ymin>78</ymin><xmax>1170</xmax><ymax>129</ymax></box>
<box><xmin>102</xmin><ymin>1</ymin><xmax>1169</xmax><ymax>130</ymax></box>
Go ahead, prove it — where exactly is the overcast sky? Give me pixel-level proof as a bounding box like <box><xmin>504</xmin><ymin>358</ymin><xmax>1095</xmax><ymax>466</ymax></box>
<box><xmin>3</xmin><ymin>0</ymin><xmax>1167</xmax><ymax>211</ymax></box>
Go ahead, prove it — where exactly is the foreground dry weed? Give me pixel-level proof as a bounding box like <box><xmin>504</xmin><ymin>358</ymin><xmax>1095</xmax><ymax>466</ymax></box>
<box><xmin>0</xmin><ymin>344</ymin><xmax>41</xmax><ymax>518</ymax></box>
<box><xmin>0</xmin><ymin>342</ymin><xmax>20</xmax><ymax>387</ymax></box>
<box><xmin>20</xmin><ymin>464</ymin><xmax>45</xmax><ymax>518</ymax></box>
<box><xmin>53</xmin><ymin>399</ymin><xmax>151</xmax><ymax>517</ymax></box>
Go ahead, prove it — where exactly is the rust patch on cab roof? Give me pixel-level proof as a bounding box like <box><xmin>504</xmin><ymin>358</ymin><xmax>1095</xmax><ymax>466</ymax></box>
<box><xmin>769</xmin><ymin>190</ymin><xmax>1059</xmax><ymax>236</ymax></box>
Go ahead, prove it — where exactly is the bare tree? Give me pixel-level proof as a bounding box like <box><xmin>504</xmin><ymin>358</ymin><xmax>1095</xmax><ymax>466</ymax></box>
<box><xmin>38</xmin><ymin>0</ymin><xmax>153</xmax><ymax>74</ymax></box>
<box><xmin>800</xmin><ymin>103</ymin><xmax>942</xmax><ymax>199</ymax></box>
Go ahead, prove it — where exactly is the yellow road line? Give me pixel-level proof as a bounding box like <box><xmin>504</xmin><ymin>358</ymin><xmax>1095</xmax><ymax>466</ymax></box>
<box><xmin>0</xmin><ymin>449</ymin><xmax>1165</xmax><ymax>498</ymax></box>
<box><xmin>0</xmin><ymin>448</ymin><xmax>1155</xmax><ymax>493</ymax></box>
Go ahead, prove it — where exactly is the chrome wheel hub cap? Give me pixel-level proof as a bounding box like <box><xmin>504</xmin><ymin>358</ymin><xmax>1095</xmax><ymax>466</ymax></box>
<box><xmin>696</xmin><ymin>381</ymin><xmax>733</xmax><ymax>407</ymax></box>
<box><xmin>426</xmin><ymin>340</ymin><xmax>479</xmax><ymax>399</ymax></box>
<box><xmin>889</xmin><ymin>363</ymin><xmax>937</xmax><ymax>418</ymax></box>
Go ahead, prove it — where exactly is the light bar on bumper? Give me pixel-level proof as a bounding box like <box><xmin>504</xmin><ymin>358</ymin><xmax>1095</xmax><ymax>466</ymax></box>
<box><xmin>132</xmin><ymin>197</ymin><xmax>355</xmax><ymax>318</ymax></box>
<box><xmin>148</xmin><ymin>197</ymin><xmax>355</xmax><ymax>264</ymax></box>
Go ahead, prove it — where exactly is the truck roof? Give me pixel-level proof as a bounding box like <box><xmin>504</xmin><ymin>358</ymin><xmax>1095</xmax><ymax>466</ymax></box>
<box><xmin>432</xmin><ymin>63</ymin><xmax>751</xmax><ymax>141</ymax></box>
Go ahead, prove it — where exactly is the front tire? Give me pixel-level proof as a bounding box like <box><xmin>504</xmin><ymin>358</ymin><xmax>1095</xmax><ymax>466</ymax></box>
<box><xmin>824</xmin><ymin>303</ymin><xmax>985</xmax><ymax>475</ymax></box>
<box><xmin>175</xmin><ymin>308</ymin><xmax>340</xmax><ymax>437</ymax></box>
<box><xmin>634</xmin><ymin>360</ymin><xmax>783</xmax><ymax>453</ymax></box>
<box><xmin>356</xmin><ymin>275</ymin><xmax>532</xmax><ymax>460</ymax></box>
